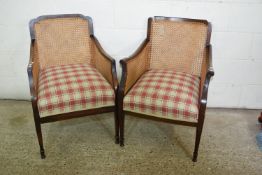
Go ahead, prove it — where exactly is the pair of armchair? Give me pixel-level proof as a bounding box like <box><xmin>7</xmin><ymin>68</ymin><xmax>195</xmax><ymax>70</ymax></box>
<box><xmin>28</xmin><ymin>14</ymin><xmax>214</xmax><ymax>162</ymax></box>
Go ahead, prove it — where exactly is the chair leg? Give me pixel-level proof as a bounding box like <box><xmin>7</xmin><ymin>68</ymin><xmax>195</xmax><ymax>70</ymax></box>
<box><xmin>119</xmin><ymin>110</ymin><xmax>125</xmax><ymax>147</ymax></box>
<box><xmin>192</xmin><ymin>124</ymin><xmax>204</xmax><ymax>162</ymax></box>
<box><xmin>114</xmin><ymin>110</ymin><xmax>120</xmax><ymax>144</ymax></box>
<box><xmin>33</xmin><ymin>117</ymin><xmax>45</xmax><ymax>159</ymax></box>
<box><xmin>32</xmin><ymin>102</ymin><xmax>46</xmax><ymax>159</ymax></box>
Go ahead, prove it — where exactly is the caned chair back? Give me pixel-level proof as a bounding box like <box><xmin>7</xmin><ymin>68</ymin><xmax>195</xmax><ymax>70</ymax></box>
<box><xmin>30</xmin><ymin>15</ymin><xmax>93</xmax><ymax>69</ymax></box>
<box><xmin>149</xmin><ymin>17</ymin><xmax>209</xmax><ymax>76</ymax></box>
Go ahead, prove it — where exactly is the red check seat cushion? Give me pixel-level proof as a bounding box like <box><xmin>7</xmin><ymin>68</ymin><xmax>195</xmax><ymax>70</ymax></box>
<box><xmin>124</xmin><ymin>70</ymin><xmax>200</xmax><ymax>122</ymax></box>
<box><xmin>37</xmin><ymin>64</ymin><xmax>115</xmax><ymax>117</ymax></box>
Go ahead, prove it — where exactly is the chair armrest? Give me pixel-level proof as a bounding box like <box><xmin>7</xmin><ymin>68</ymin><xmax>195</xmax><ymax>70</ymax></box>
<box><xmin>27</xmin><ymin>40</ymin><xmax>40</xmax><ymax>101</ymax></box>
<box><xmin>119</xmin><ymin>39</ymin><xmax>150</xmax><ymax>97</ymax></box>
<box><xmin>199</xmin><ymin>45</ymin><xmax>214</xmax><ymax>111</ymax></box>
<box><xmin>91</xmin><ymin>35</ymin><xmax>118</xmax><ymax>90</ymax></box>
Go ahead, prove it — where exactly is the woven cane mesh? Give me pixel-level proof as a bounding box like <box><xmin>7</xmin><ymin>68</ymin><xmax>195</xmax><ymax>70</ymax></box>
<box><xmin>91</xmin><ymin>40</ymin><xmax>113</xmax><ymax>86</ymax></box>
<box><xmin>125</xmin><ymin>43</ymin><xmax>150</xmax><ymax>94</ymax></box>
<box><xmin>149</xmin><ymin>19</ymin><xmax>208</xmax><ymax>76</ymax></box>
<box><xmin>34</xmin><ymin>17</ymin><xmax>92</xmax><ymax>69</ymax></box>
<box><xmin>31</xmin><ymin>43</ymin><xmax>40</xmax><ymax>91</ymax></box>
<box><xmin>199</xmin><ymin>47</ymin><xmax>208</xmax><ymax>101</ymax></box>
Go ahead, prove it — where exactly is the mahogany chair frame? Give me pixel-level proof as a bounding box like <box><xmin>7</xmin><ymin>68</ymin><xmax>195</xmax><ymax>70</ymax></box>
<box><xmin>27</xmin><ymin>14</ymin><xmax>119</xmax><ymax>159</ymax></box>
<box><xmin>258</xmin><ymin>112</ymin><xmax>262</xmax><ymax>123</ymax></box>
<box><xmin>118</xmin><ymin>16</ymin><xmax>214</xmax><ymax>162</ymax></box>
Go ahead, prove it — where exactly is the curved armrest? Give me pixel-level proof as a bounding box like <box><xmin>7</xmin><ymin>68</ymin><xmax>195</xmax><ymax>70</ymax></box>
<box><xmin>27</xmin><ymin>40</ymin><xmax>39</xmax><ymax>102</ymax></box>
<box><xmin>119</xmin><ymin>39</ymin><xmax>150</xmax><ymax>97</ymax></box>
<box><xmin>91</xmin><ymin>35</ymin><xmax>118</xmax><ymax>90</ymax></box>
<box><xmin>199</xmin><ymin>45</ymin><xmax>214</xmax><ymax>113</ymax></box>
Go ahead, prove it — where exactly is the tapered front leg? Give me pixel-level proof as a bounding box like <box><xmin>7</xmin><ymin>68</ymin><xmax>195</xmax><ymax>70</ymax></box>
<box><xmin>114</xmin><ymin>90</ymin><xmax>120</xmax><ymax>144</ymax></box>
<box><xmin>119</xmin><ymin>110</ymin><xmax>125</xmax><ymax>147</ymax></box>
<box><xmin>117</xmin><ymin>87</ymin><xmax>125</xmax><ymax>147</ymax></box>
<box><xmin>31</xmin><ymin>102</ymin><xmax>45</xmax><ymax>159</ymax></box>
<box><xmin>193</xmin><ymin>124</ymin><xmax>204</xmax><ymax>162</ymax></box>
<box><xmin>34</xmin><ymin>117</ymin><xmax>45</xmax><ymax>159</ymax></box>
<box><xmin>114</xmin><ymin>109</ymin><xmax>120</xmax><ymax>144</ymax></box>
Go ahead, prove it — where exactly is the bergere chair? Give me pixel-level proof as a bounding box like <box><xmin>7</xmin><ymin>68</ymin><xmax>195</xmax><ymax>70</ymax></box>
<box><xmin>118</xmin><ymin>16</ymin><xmax>214</xmax><ymax>162</ymax></box>
<box><xmin>27</xmin><ymin>14</ymin><xmax>118</xmax><ymax>158</ymax></box>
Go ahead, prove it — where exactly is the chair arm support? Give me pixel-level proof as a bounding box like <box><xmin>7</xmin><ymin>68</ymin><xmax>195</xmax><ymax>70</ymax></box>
<box><xmin>119</xmin><ymin>39</ymin><xmax>150</xmax><ymax>97</ymax></box>
<box><xmin>200</xmin><ymin>72</ymin><xmax>214</xmax><ymax>105</ymax></box>
<box><xmin>199</xmin><ymin>45</ymin><xmax>214</xmax><ymax>114</ymax></box>
<box><xmin>27</xmin><ymin>40</ymin><xmax>39</xmax><ymax>102</ymax></box>
<box><xmin>91</xmin><ymin>35</ymin><xmax>118</xmax><ymax>90</ymax></box>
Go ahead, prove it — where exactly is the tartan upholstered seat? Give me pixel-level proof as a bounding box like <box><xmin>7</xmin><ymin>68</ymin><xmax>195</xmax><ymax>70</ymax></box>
<box><xmin>124</xmin><ymin>70</ymin><xmax>199</xmax><ymax>122</ymax></box>
<box><xmin>38</xmin><ymin>64</ymin><xmax>115</xmax><ymax>117</ymax></box>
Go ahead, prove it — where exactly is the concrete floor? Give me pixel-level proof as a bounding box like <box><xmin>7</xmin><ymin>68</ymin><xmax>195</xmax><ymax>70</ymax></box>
<box><xmin>0</xmin><ymin>100</ymin><xmax>261</xmax><ymax>175</ymax></box>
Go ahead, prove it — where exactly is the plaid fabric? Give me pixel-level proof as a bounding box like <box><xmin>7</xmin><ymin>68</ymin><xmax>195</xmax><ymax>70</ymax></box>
<box><xmin>38</xmin><ymin>64</ymin><xmax>115</xmax><ymax>117</ymax></box>
<box><xmin>124</xmin><ymin>70</ymin><xmax>200</xmax><ymax>122</ymax></box>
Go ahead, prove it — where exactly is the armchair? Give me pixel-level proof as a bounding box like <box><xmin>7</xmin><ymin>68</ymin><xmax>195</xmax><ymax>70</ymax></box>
<box><xmin>27</xmin><ymin>14</ymin><xmax>119</xmax><ymax>158</ymax></box>
<box><xmin>118</xmin><ymin>16</ymin><xmax>214</xmax><ymax>162</ymax></box>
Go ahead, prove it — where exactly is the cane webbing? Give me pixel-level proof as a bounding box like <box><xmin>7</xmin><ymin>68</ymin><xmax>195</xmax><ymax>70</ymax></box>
<box><xmin>125</xmin><ymin>43</ymin><xmax>150</xmax><ymax>94</ymax></box>
<box><xmin>34</xmin><ymin>17</ymin><xmax>92</xmax><ymax>69</ymax></box>
<box><xmin>149</xmin><ymin>19</ymin><xmax>208</xmax><ymax>76</ymax></box>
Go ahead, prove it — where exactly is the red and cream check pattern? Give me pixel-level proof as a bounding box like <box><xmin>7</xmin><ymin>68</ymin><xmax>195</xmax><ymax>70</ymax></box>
<box><xmin>124</xmin><ymin>70</ymin><xmax>200</xmax><ymax>122</ymax></box>
<box><xmin>37</xmin><ymin>64</ymin><xmax>115</xmax><ymax>117</ymax></box>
